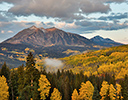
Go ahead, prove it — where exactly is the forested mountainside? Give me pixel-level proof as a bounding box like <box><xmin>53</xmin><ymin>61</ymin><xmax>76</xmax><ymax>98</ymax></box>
<box><xmin>62</xmin><ymin>45</ymin><xmax>128</xmax><ymax>80</ymax></box>
<box><xmin>0</xmin><ymin>52</ymin><xmax>128</xmax><ymax>100</ymax></box>
<box><xmin>0</xmin><ymin>26</ymin><xmax>123</xmax><ymax>68</ymax></box>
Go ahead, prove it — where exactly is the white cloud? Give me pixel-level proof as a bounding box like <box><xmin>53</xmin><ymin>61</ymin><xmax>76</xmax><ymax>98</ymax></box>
<box><xmin>8</xmin><ymin>30</ymin><xmax>13</xmax><ymax>33</ymax></box>
<box><xmin>1</xmin><ymin>30</ymin><xmax>4</xmax><ymax>33</ymax></box>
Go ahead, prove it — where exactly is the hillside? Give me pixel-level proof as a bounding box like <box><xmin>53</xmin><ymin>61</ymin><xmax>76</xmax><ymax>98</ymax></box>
<box><xmin>61</xmin><ymin>45</ymin><xmax>128</xmax><ymax>80</ymax></box>
<box><xmin>0</xmin><ymin>26</ymin><xmax>123</xmax><ymax>68</ymax></box>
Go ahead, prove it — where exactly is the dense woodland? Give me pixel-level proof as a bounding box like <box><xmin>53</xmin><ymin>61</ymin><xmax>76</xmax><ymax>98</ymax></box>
<box><xmin>62</xmin><ymin>45</ymin><xmax>128</xmax><ymax>80</ymax></box>
<box><xmin>1</xmin><ymin>44</ymin><xmax>128</xmax><ymax>100</ymax></box>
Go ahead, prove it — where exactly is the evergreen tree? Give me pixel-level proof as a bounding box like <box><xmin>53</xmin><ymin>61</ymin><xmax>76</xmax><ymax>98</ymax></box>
<box><xmin>24</xmin><ymin>52</ymin><xmax>36</xmax><ymax>86</ymax></box>
<box><xmin>63</xmin><ymin>76</ymin><xmax>70</xmax><ymax>100</ymax></box>
<box><xmin>0</xmin><ymin>62</ymin><xmax>10</xmax><ymax>81</ymax></box>
<box><xmin>9</xmin><ymin>69</ymin><xmax>19</xmax><ymax>100</ymax></box>
<box><xmin>50</xmin><ymin>88</ymin><xmax>62</xmax><ymax>100</ymax></box>
<box><xmin>32</xmin><ymin>82</ymin><xmax>40</xmax><ymax>100</ymax></box>
<box><xmin>0</xmin><ymin>76</ymin><xmax>9</xmax><ymax>100</ymax></box>
<box><xmin>18</xmin><ymin>85</ymin><xmax>32</xmax><ymax>100</ymax></box>
<box><xmin>120</xmin><ymin>74</ymin><xmax>128</xmax><ymax>100</ymax></box>
<box><xmin>110</xmin><ymin>75</ymin><xmax>116</xmax><ymax>86</ymax></box>
<box><xmin>17</xmin><ymin>64</ymin><xmax>24</xmax><ymax>93</ymax></box>
<box><xmin>74</xmin><ymin>74</ymin><xmax>81</xmax><ymax>90</ymax></box>
<box><xmin>92</xmin><ymin>85</ymin><xmax>100</xmax><ymax>100</ymax></box>
<box><xmin>22</xmin><ymin>52</ymin><xmax>40</xmax><ymax>100</ymax></box>
<box><xmin>38</xmin><ymin>74</ymin><xmax>51</xmax><ymax>100</ymax></box>
<box><xmin>71</xmin><ymin>89</ymin><xmax>79</xmax><ymax>100</ymax></box>
<box><xmin>57</xmin><ymin>69</ymin><xmax>61</xmax><ymax>79</ymax></box>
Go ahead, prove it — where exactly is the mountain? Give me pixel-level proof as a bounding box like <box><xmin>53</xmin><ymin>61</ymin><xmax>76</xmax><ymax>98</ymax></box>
<box><xmin>0</xmin><ymin>26</ymin><xmax>124</xmax><ymax>68</ymax></box>
<box><xmin>91</xmin><ymin>35</ymin><xmax>123</xmax><ymax>47</ymax></box>
<box><xmin>3</xmin><ymin>25</ymin><xmax>94</xmax><ymax>47</ymax></box>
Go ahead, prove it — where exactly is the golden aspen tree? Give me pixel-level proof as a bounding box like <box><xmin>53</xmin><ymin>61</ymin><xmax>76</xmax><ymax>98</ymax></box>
<box><xmin>71</xmin><ymin>89</ymin><xmax>79</xmax><ymax>100</ymax></box>
<box><xmin>50</xmin><ymin>88</ymin><xmax>62</xmax><ymax>100</ymax></box>
<box><xmin>38</xmin><ymin>74</ymin><xmax>51</xmax><ymax>100</ymax></box>
<box><xmin>0</xmin><ymin>76</ymin><xmax>9</xmax><ymax>100</ymax></box>
<box><xmin>100</xmin><ymin>81</ymin><xmax>109</xmax><ymax>100</ymax></box>
<box><xmin>109</xmin><ymin>84</ymin><xmax>116</xmax><ymax>100</ymax></box>
<box><xmin>79</xmin><ymin>81</ymin><xmax>94</xmax><ymax>100</ymax></box>
<box><xmin>116</xmin><ymin>83</ymin><xmax>123</xmax><ymax>100</ymax></box>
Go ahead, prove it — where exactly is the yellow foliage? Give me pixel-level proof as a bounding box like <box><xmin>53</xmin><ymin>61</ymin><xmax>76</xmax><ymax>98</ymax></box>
<box><xmin>63</xmin><ymin>49</ymin><xmax>80</xmax><ymax>55</ymax></box>
<box><xmin>25</xmin><ymin>47</ymin><xmax>30</xmax><ymax>51</ymax></box>
<box><xmin>50</xmin><ymin>88</ymin><xmax>62</xmax><ymax>100</ymax></box>
<box><xmin>84</xmin><ymin>71</ymin><xmax>91</xmax><ymax>77</ymax></box>
<box><xmin>79</xmin><ymin>81</ymin><xmax>94</xmax><ymax>100</ymax></box>
<box><xmin>100</xmin><ymin>81</ymin><xmax>109</xmax><ymax>100</ymax></box>
<box><xmin>1</xmin><ymin>47</ymin><xmax>8</xmax><ymax>51</ymax></box>
<box><xmin>116</xmin><ymin>68</ymin><xmax>128</xmax><ymax>80</ymax></box>
<box><xmin>0</xmin><ymin>76</ymin><xmax>9</xmax><ymax>100</ymax></box>
<box><xmin>38</xmin><ymin>74</ymin><xmax>51</xmax><ymax>100</ymax></box>
<box><xmin>71</xmin><ymin>89</ymin><xmax>79</xmax><ymax>100</ymax></box>
<box><xmin>116</xmin><ymin>84</ymin><xmax>122</xmax><ymax>99</ymax></box>
<box><xmin>109</xmin><ymin>84</ymin><xmax>116</xmax><ymax>100</ymax></box>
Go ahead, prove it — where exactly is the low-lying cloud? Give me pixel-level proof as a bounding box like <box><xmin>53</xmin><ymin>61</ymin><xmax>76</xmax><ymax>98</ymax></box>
<box><xmin>44</xmin><ymin>58</ymin><xmax>64</xmax><ymax>72</ymax></box>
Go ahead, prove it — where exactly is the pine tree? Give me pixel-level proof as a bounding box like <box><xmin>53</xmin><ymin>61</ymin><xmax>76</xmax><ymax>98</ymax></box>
<box><xmin>0</xmin><ymin>62</ymin><xmax>10</xmax><ymax>81</ymax></box>
<box><xmin>71</xmin><ymin>89</ymin><xmax>79</xmax><ymax>100</ymax></box>
<box><xmin>79</xmin><ymin>81</ymin><xmax>94</xmax><ymax>100</ymax></box>
<box><xmin>50</xmin><ymin>88</ymin><xmax>62</xmax><ymax>100</ymax></box>
<box><xmin>0</xmin><ymin>76</ymin><xmax>9</xmax><ymax>100</ymax></box>
<box><xmin>17</xmin><ymin>64</ymin><xmax>24</xmax><ymax>93</ymax></box>
<box><xmin>92</xmin><ymin>85</ymin><xmax>100</xmax><ymax>100</ymax></box>
<box><xmin>18</xmin><ymin>85</ymin><xmax>32</xmax><ymax>100</ymax></box>
<box><xmin>24</xmin><ymin>52</ymin><xmax>36</xmax><ymax>86</ymax></box>
<box><xmin>120</xmin><ymin>74</ymin><xmax>128</xmax><ymax>100</ymax></box>
<box><xmin>63</xmin><ymin>76</ymin><xmax>70</xmax><ymax>100</ymax></box>
<box><xmin>22</xmin><ymin>52</ymin><xmax>40</xmax><ymax>100</ymax></box>
<box><xmin>38</xmin><ymin>74</ymin><xmax>51</xmax><ymax>100</ymax></box>
<box><xmin>9</xmin><ymin>69</ymin><xmax>19</xmax><ymax>100</ymax></box>
<box><xmin>32</xmin><ymin>82</ymin><xmax>40</xmax><ymax>100</ymax></box>
<box><xmin>74</xmin><ymin>74</ymin><xmax>81</xmax><ymax>90</ymax></box>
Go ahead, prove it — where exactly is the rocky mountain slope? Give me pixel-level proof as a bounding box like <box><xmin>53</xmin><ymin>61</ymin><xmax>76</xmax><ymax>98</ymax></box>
<box><xmin>3</xmin><ymin>26</ymin><xmax>94</xmax><ymax>47</ymax></box>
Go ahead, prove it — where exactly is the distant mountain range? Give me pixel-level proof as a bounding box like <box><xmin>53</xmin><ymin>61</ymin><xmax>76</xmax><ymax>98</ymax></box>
<box><xmin>90</xmin><ymin>35</ymin><xmax>123</xmax><ymax>47</ymax></box>
<box><xmin>0</xmin><ymin>26</ymin><xmax>123</xmax><ymax>68</ymax></box>
<box><xmin>3</xmin><ymin>25</ymin><xmax>122</xmax><ymax>47</ymax></box>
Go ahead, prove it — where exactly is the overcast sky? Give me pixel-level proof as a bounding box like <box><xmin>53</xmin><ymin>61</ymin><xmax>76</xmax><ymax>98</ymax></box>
<box><xmin>0</xmin><ymin>0</ymin><xmax>128</xmax><ymax>44</ymax></box>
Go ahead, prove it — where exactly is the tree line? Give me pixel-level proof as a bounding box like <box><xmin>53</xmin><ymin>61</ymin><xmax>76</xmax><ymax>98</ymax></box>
<box><xmin>0</xmin><ymin>52</ymin><xmax>128</xmax><ymax>100</ymax></box>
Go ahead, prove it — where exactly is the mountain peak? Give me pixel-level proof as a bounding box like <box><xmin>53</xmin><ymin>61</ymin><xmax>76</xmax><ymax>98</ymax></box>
<box><xmin>46</xmin><ymin>27</ymin><xmax>58</xmax><ymax>31</ymax></box>
<box><xmin>91</xmin><ymin>35</ymin><xmax>113</xmax><ymax>42</ymax></box>
<box><xmin>92</xmin><ymin>35</ymin><xmax>104</xmax><ymax>39</ymax></box>
<box><xmin>29</xmin><ymin>25</ymin><xmax>38</xmax><ymax>30</ymax></box>
<box><xmin>91</xmin><ymin>35</ymin><xmax>123</xmax><ymax>47</ymax></box>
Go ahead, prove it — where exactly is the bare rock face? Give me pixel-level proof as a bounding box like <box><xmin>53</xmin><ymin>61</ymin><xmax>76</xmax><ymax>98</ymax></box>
<box><xmin>3</xmin><ymin>26</ymin><xmax>94</xmax><ymax>47</ymax></box>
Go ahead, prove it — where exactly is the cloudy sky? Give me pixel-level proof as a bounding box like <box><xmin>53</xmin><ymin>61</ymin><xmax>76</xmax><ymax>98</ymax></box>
<box><xmin>0</xmin><ymin>0</ymin><xmax>128</xmax><ymax>44</ymax></box>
